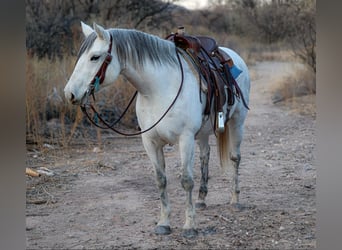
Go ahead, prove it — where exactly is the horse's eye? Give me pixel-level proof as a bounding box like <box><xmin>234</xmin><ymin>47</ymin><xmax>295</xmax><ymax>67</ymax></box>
<box><xmin>90</xmin><ymin>55</ymin><xmax>100</xmax><ymax>61</ymax></box>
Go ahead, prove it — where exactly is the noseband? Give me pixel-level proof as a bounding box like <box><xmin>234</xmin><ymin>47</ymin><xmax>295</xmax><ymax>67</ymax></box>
<box><xmin>86</xmin><ymin>34</ymin><xmax>113</xmax><ymax>99</ymax></box>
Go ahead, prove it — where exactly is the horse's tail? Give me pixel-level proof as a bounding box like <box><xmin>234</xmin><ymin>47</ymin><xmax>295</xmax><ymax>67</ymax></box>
<box><xmin>217</xmin><ymin>125</ymin><xmax>230</xmax><ymax>172</ymax></box>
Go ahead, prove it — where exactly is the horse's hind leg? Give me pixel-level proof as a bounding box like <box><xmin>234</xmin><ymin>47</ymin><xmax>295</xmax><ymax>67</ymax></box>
<box><xmin>196</xmin><ymin>134</ymin><xmax>210</xmax><ymax>209</ymax></box>
<box><xmin>141</xmin><ymin>137</ymin><xmax>171</xmax><ymax>235</ymax></box>
<box><xmin>227</xmin><ymin>113</ymin><xmax>246</xmax><ymax>210</ymax></box>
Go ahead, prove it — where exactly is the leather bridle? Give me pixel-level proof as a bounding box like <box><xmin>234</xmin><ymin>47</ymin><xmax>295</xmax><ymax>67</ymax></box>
<box><xmin>85</xmin><ymin>34</ymin><xmax>113</xmax><ymax>100</ymax></box>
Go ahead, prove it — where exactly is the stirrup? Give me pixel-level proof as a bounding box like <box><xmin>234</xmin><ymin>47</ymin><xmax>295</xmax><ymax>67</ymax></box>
<box><xmin>217</xmin><ymin>111</ymin><xmax>225</xmax><ymax>133</ymax></box>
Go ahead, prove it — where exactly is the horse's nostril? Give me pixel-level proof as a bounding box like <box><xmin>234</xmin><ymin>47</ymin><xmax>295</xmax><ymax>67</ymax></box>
<box><xmin>70</xmin><ymin>93</ymin><xmax>75</xmax><ymax>101</ymax></box>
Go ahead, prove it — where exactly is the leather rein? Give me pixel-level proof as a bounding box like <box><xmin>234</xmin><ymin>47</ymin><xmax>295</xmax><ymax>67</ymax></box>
<box><xmin>80</xmin><ymin>35</ymin><xmax>185</xmax><ymax>136</ymax></box>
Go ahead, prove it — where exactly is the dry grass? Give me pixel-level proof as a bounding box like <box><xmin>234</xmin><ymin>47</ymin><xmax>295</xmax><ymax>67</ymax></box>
<box><xmin>271</xmin><ymin>65</ymin><xmax>316</xmax><ymax>116</ymax></box>
<box><xmin>26</xmin><ymin>54</ymin><xmax>75</xmax><ymax>146</ymax></box>
<box><xmin>272</xmin><ymin>65</ymin><xmax>316</xmax><ymax>101</ymax></box>
<box><xmin>26</xmin><ymin>54</ymin><xmax>137</xmax><ymax>148</ymax></box>
<box><xmin>215</xmin><ymin>35</ymin><xmax>294</xmax><ymax>66</ymax></box>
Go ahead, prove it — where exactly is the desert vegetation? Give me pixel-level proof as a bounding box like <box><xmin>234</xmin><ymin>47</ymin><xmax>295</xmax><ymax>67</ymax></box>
<box><xmin>26</xmin><ymin>0</ymin><xmax>316</xmax><ymax>147</ymax></box>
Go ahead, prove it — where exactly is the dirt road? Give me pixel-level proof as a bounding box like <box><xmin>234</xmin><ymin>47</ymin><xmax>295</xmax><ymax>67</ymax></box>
<box><xmin>26</xmin><ymin>61</ymin><xmax>316</xmax><ymax>249</ymax></box>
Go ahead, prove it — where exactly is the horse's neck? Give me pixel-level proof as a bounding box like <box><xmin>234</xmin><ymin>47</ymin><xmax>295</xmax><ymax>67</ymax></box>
<box><xmin>121</xmin><ymin>63</ymin><xmax>178</xmax><ymax>97</ymax></box>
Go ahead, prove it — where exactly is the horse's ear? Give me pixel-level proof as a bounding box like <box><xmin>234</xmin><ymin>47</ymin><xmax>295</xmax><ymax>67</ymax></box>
<box><xmin>81</xmin><ymin>21</ymin><xmax>94</xmax><ymax>37</ymax></box>
<box><xmin>93</xmin><ymin>23</ymin><xmax>110</xmax><ymax>42</ymax></box>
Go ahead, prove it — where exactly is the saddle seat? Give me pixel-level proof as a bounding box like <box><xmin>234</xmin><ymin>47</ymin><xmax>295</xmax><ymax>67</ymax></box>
<box><xmin>196</xmin><ymin>36</ymin><xmax>218</xmax><ymax>55</ymax></box>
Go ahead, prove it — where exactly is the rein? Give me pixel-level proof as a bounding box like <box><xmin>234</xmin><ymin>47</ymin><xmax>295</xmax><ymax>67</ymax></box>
<box><xmin>81</xmin><ymin>47</ymin><xmax>185</xmax><ymax>136</ymax></box>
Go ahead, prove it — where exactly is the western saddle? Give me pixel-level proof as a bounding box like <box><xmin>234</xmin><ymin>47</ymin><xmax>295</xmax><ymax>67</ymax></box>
<box><xmin>166</xmin><ymin>27</ymin><xmax>248</xmax><ymax>132</ymax></box>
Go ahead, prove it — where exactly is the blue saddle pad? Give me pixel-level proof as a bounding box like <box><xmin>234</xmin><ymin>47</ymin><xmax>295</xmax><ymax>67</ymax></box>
<box><xmin>230</xmin><ymin>64</ymin><xmax>242</xmax><ymax>79</ymax></box>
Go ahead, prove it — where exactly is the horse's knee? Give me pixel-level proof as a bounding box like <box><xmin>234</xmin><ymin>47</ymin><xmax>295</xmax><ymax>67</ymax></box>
<box><xmin>181</xmin><ymin>176</ymin><xmax>194</xmax><ymax>191</ymax></box>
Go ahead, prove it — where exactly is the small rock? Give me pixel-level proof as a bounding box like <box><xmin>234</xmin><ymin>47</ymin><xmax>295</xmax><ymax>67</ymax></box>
<box><xmin>43</xmin><ymin>143</ymin><xmax>55</xmax><ymax>149</ymax></box>
<box><xmin>93</xmin><ymin>147</ymin><xmax>101</xmax><ymax>153</ymax></box>
<box><xmin>37</xmin><ymin>167</ymin><xmax>55</xmax><ymax>176</ymax></box>
<box><xmin>265</xmin><ymin>163</ymin><xmax>272</xmax><ymax>168</ymax></box>
<box><xmin>272</xmin><ymin>91</ymin><xmax>284</xmax><ymax>104</ymax></box>
<box><xmin>304</xmin><ymin>164</ymin><xmax>313</xmax><ymax>171</ymax></box>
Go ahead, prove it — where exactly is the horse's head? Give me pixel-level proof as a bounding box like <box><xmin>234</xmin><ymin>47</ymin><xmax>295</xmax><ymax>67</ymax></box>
<box><xmin>64</xmin><ymin>22</ymin><xmax>120</xmax><ymax>105</ymax></box>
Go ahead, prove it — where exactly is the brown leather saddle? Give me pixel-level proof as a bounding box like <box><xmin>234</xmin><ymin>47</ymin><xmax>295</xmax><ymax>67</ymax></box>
<box><xmin>166</xmin><ymin>28</ymin><xmax>248</xmax><ymax>125</ymax></box>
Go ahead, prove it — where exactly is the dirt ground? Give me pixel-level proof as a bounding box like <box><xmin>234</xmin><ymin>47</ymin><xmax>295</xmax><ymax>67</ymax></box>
<box><xmin>26</xmin><ymin>61</ymin><xmax>316</xmax><ymax>249</ymax></box>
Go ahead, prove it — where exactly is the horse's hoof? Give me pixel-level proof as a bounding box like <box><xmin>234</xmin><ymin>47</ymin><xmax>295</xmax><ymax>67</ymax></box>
<box><xmin>154</xmin><ymin>225</ymin><xmax>172</xmax><ymax>235</ymax></box>
<box><xmin>195</xmin><ymin>202</ymin><xmax>207</xmax><ymax>210</ymax></box>
<box><xmin>182</xmin><ymin>228</ymin><xmax>198</xmax><ymax>238</ymax></box>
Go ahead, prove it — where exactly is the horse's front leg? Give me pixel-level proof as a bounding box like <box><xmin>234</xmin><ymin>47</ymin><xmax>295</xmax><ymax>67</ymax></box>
<box><xmin>196</xmin><ymin>134</ymin><xmax>210</xmax><ymax>209</ymax></box>
<box><xmin>179</xmin><ymin>134</ymin><xmax>198</xmax><ymax>237</ymax></box>
<box><xmin>141</xmin><ymin>137</ymin><xmax>171</xmax><ymax>235</ymax></box>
